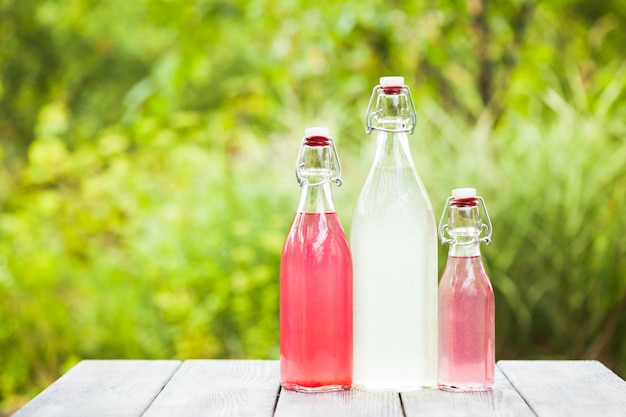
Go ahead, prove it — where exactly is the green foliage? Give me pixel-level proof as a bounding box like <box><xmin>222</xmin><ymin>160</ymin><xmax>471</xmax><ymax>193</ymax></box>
<box><xmin>418</xmin><ymin>61</ymin><xmax>626</xmax><ymax>368</ymax></box>
<box><xmin>1</xmin><ymin>0</ymin><xmax>626</xmax><ymax>413</ymax></box>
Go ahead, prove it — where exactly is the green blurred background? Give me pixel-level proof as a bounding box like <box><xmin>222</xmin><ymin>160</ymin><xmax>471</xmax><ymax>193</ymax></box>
<box><xmin>1</xmin><ymin>0</ymin><xmax>626</xmax><ymax>413</ymax></box>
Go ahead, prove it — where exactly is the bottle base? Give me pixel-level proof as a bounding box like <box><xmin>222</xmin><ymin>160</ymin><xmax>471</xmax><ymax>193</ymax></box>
<box><xmin>353</xmin><ymin>382</ymin><xmax>437</xmax><ymax>392</ymax></box>
<box><xmin>438</xmin><ymin>383</ymin><xmax>493</xmax><ymax>392</ymax></box>
<box><xmin>281</xmin><ymin>383</ymin><xmax>351</xmax><ymax>393</ymax></box>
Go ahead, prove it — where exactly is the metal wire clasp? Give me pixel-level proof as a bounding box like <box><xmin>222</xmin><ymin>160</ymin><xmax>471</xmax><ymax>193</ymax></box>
<box><xmin>294</xmin><ymin>137</ymin><xmax>343</xmax><ymax>187</ymax></box>
<box><xmin>438</xmin><ymin>196</ymin><xmax>493</xmax><ymax>246</ymax></box>
<box><xmin>365</xmin><ymin>84</ymin><xmax>417</xmax><ymax>135</ymax></box>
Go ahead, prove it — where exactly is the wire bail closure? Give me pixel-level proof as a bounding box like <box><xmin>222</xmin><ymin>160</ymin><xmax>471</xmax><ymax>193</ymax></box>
<box><xmin>438</xmin><ymin>196</ymin><xmax>493</xmax><ymax>246</ymax></box>
<box><xmin>295</xmin><ymin>137</ymin><xmax>343</xmax><ymax>187</ymax></box>
<box><xmin>365</xmin><ymin>84</ymin><xmax>417</xmax><ymax>135</ymax></box>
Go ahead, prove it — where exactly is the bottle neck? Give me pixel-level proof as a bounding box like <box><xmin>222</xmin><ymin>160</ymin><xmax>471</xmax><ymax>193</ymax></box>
<box><xmin>368</xmin><ymin>87</ymin><xmax>416</xmax><ymax>169</ymax></box>
<box><xmin>371</xmin><ymin>130</ymin><xmax>414</xmax><ymax>168</ymax></box>
<box><xmin>296</xmin><ymin>141</ymin><xmax>336</xmax><ymax>213</ymax></box>
<box><xmin>367</xmin><ymin>85</ymin><xmax>415</xmax><ymax>133</ymax></box>
<box><xmin>448</xmin><ymin>238</ymin><xmax>482</xmax><ymax>257</ymax></box>
<box><xmin>297</xmin><ymin>180</ymin><xmax>336</xmax><ymax>213</ymax></box>
<box><xmin>447</xmin><ymin>204</ymin><xmax>482</xmax><ymax>257</ymax></box>
<box><xmin>375</xmin><ymin>87</ymin><xmax>412</xmax><ymax>131</ymax></box>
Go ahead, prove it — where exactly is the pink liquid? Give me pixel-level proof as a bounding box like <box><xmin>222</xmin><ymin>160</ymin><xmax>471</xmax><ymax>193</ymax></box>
<box><xmin>438</xmin><ymin>255</ymin><xmax>495</xmax><ymax>391</ymax></box>
<box><xmin>280</xmin><ymin>212</ymin><xmax>353</xmax><ymax>392</ymax></box>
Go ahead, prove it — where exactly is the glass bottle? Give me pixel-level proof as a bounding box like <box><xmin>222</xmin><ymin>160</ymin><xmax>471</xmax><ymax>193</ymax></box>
<box><xmin>437</xmin><ymin>187</ymin><xmax>495</xmax><ymax>391</ymax></box>
<box><xmin>350</xmin><ymin>76</ymin><xmax>438</xmax><ymax>391</ymax></box>
<box><xmin>280</xmin><ymin>127</ymin><xmax>353</xmax><ymax>392</ymax></box>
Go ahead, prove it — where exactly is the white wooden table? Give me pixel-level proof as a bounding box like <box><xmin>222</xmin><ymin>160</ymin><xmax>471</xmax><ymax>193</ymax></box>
<box><xmin>13</xmin><ymin>360</ymin><xmax>626</xmax><ymax>416</ymax></box>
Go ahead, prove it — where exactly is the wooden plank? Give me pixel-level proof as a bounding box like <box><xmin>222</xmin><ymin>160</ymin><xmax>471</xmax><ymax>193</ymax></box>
<box><xmin>274</xmin><ymin>388</ymin><xmax>403</xmax><ymax>417</ymax></box>
<box><xmin>498</xmin><ymin>360</ymin><xmax>626</xmax><ymax>417</ymax></box>
<box><xmin>12</xmin><ymin>360</ymin><xmax>181</xmax><ymax>417</ymax></box>
<box><xmin>402</xmin><ymin>366</ymin><xmax>536</xmax><ymax>417</ymax></box>
<box><xmin>142</xmin><ymin>359</ymin><xmax>279</xmax><ymax>417</ymax></box>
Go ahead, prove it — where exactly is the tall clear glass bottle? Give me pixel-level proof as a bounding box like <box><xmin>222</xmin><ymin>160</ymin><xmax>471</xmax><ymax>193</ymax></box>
<box><xmin>438</xmin><ymin>188</ymin><xmax>495</xmax><ymax>391</ymax></box>
<box><xmin>280</xmin><ymin>127</ymin><xmax>353</xmax><ymax>392</ymax></box>
<box><xmin>350</xmin><ymin>76</ymin><xmax>438</xmax><ymax>391</ymax></box>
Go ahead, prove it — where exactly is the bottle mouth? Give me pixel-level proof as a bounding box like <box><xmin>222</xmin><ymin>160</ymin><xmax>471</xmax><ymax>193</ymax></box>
<box><xmin>296</xmin><ymin>128</ymin><xmax>342</xmax><ymax>187</ymax></box>
<box><xmin>365</xmin><ymin>84</ymin><xmax>416</xmax><ymax>134</ymax></box>
<box><xmin>304</xmin><ymin>136</ymin><xmax>330</xmax><ymax>147</ymax></box>
<box><xmin>380</xmin><ymin>86</ymin><xmax>403</xmax><ymax>95</ymax></box>
<box><xmin>439</xmin><ymin>189</ymin><xmax>493</xmax><ymax>246</ymax></box>
<box><xmin>452</xmin><ymin>197</ymin><xmax>478</xmax><ymax>208</ymax></box>
<box><xmin>451</xmin><ymin>188</ymin><xmax>477</xmax><ymax>207</ymax></box>
<box><xmin>304</xmin><ymin>127</ymin><xmax>330</xmax><ymax>147</ymax></box>
<box><xmin>379</xmin><ymin>76</ymin><xmax>405</xmax><ymax>95</ymax></box>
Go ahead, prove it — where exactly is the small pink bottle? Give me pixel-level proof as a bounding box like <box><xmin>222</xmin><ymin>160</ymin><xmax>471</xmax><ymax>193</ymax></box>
<box><xmin>437</xmin><ymin>188</ymin><xmax>495</xmax><ymax>391</ymax></box>
<box><xmin>280</xmin><ymin>127</ymin><xmax>353</xmax><ymax>392</ymax></box>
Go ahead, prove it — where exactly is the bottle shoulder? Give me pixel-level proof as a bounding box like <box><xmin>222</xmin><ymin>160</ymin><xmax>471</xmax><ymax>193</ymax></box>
<box><xmin>285</xmin><ymin>212</ymin><xmax>349</xmax><ymax>244</ymax></box>
<box><xmin>440</xmin><ymin>255</ymin><xmax>493</xmax><ymax>290</ymax></box>
<box><xmin>353</xmin><ymin>167</ymin><xmax>435</xmax><ymax>218</ymax></box>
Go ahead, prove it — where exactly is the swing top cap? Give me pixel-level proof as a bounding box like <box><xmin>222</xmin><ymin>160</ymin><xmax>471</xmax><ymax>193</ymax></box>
<box><xmin>379</xmin><ymin>76</ymin><xmax>404</xmax><ymax>87</ymax></box>
<box><xmin>304</xmin><ymin>127</ymin><xmax>329</xmax><ymax>138</ymax></box>
<box><xmin>452</xmin><ymin>188</ymin><xmax>477</xmax><ymax>199</ymax></box>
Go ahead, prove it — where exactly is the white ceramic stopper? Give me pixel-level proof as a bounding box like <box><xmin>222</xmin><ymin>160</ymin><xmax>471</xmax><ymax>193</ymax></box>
<box><xmin>304</xmin><ymin>127</ymin><xmax>329</xmax><ymax>138</ymax></box>
<box><xmin>452</xmin><ymin>188</ymin><xmax>477</xmax><ymax>199</ymax></box>
<box><xmin>380</xmin><ymin>76</ymin><xmax>404</xmax><ymax>87</ymax></box>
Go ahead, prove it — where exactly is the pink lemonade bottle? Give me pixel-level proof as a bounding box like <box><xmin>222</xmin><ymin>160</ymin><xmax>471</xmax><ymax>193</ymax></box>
<box><xmin>280</xmin><ymin>127</ymin><xmax>353</xmax><ymax>392</ymax></box>
<box><xmin>438</xmin><ymin>188</ymin><xmax>495</xmax><ymax>391</ymax></box>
